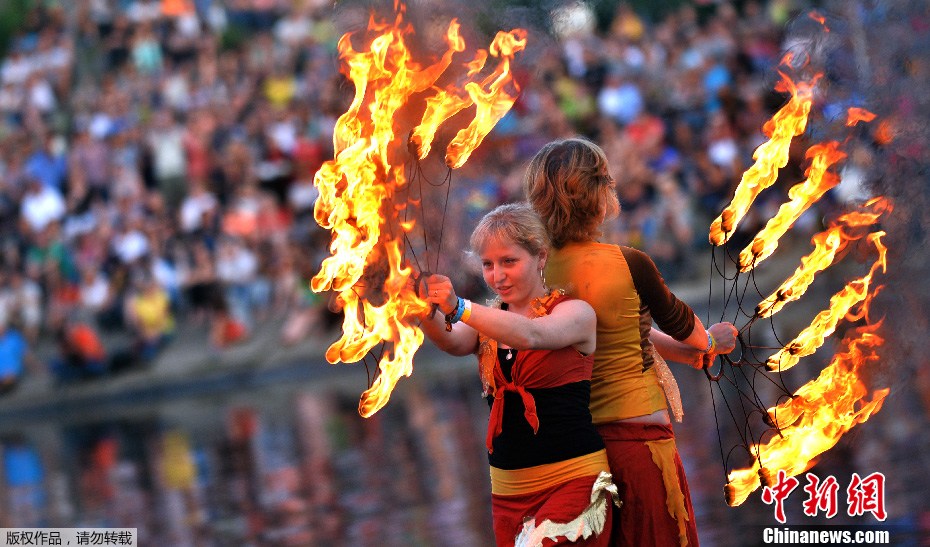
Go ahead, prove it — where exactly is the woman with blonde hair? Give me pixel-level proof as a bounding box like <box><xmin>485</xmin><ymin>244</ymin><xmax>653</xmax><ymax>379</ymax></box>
<box><xmin>420</xmin><ymin>202</ymin><xmax>618</xmax><ymax>547</ymax></box>
<box><xmin>524</xmin><ymin>137</ymin><xmax>737</xmax><ymax>547</ymax></box>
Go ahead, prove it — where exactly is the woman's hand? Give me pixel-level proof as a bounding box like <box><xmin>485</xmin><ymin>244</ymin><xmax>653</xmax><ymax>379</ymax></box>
<box><xmin>651</xmin><ymin>323</ymin><xmax>737</xmax><ymax>370</ymax></box>
<box><xmin>423</xmin><ymin>274</ymin><xmax>459</xmax><ymax>316</ymax></box>
<box><xmin>414</xmin><ymin>273</ymin><xmax>479</xmax><ymax>357</ymax></box>
<box><xmin>708</xmin><ymin>322</ymin><xmax>737</xmax><ymax>355</ymax></box>
<box><xmin>697</xmin><ymin>322</ymin><xmax>738</xmax><ymax>369</ymax></box>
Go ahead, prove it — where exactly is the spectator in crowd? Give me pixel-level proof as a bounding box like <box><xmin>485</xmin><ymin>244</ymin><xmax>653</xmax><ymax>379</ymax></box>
<box><xmin>77</xmin><ymin>265</ymin><xmax>114</xmax><ymax>323</ymax></box>
<box><xmin>178</xmin><ymin>240</ymin><xmax>221</xmax><ymax>324</ymax></box>
<box><xmin>49</xmin><ymin>317</ymin><xmax>108</xmax><ymax>383</ymax></box>
<box><xmin>7</xmin><ymin>267</ymin><xmax>43</xmax><ymax>343</ymax></box>
<box><xmin>279</xmin><ymin>246</ymin><xmax>327</xmax><ymax>346</ymax></box>
<box><xmin>215</xmin><ymin>235</ymin><xmax>260</xmax><ymax>330</ymax></box>
<box><xmin>124</xmin><ymin>274</ymin><xmax>174</xmax><ymax>361</ymax></box>
<box><xmin>25</xmin><ymin>134</ymin><xmax>67</xmax><ymax>191</ymax></box>
<box><xmin>0</xmin><ymin>314</ymin><xmax>30</xmax><ymax>394</ymax></box>
<box><xmin>20</xmin><ymin>178</ymin><xmax>65</xmax><ymax>234</ymax></box>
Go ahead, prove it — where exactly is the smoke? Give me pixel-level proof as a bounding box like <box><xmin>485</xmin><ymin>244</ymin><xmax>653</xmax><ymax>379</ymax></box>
<box><xmin>842</xmin><ymin>0</ymin><xmax>930</xmax><ymax>389</ymax></box>
<box><xmin>774</xmin><ymin>2</ymin><xmax>930</xmax><ymax>392</ymax></box>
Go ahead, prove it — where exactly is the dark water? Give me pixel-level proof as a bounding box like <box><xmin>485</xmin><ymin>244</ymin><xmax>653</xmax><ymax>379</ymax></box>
<box><xmin>0</xmin><ymin>354</ymin><xmax>496</xmax><ymax>546</ymax></box>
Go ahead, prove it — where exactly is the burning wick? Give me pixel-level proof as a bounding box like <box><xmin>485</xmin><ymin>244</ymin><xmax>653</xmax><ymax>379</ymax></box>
<box><xmin>719</xmin><ymin>210</ymin><xmax>735</xmax><ymax>240</ymax></box>
<box><xmin>758</xmin><ymin>466</ymin><xmax>774</xmax><ymax>488</ymax></box>
<box><xmin>724</xmin><ymin>483</ymin><xmax>737</xmax><ymax>507</ymax></box>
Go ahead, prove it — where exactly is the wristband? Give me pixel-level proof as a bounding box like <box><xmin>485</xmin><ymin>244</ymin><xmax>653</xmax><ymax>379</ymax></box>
<box><xmin>704</xmin><ymin>331</ymin><xmax>717</xmax><ymax>354</ymax></box>
<box><xmin>460</xmin><ymin>299</ymin><xmax>472</xmax><ymax>323</ymax></box>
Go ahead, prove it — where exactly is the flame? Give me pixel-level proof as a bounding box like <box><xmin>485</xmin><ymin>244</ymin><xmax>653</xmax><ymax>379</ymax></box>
<box><xmin>738</xmin><ymin>142</ymin><xmax>847</xmax><ymax>271</ymax></box>
<box><xmin>312</xmin><ymin>3</ymin><xmax>525</xmax><ymax>417</ymax></box>
<box><xmin>445</xmin><ymin>29</ymin><xmax>527</xmax><ymax>168</ymax></box>
<box><xmin>725</xmin><ymin>325</ymin><xmax>889</xmax><ymax>506</ymax></box>
<box><xmin>766</xmin><ymin>232</ymin><xmax>887</xmax><ymax>372</ymax></box>
<box><xmin>808</xmin><ymin>11</ymin><xmax>828</xmax><ymax>30</ymax></box>
<box><xmin>756</xmin><ymin>198</ymin><xmax>891</xmax><ymax>319</ymax></box>
<box><xmin>874</xmin><ymin>118</ymin><xmax>895</xmax><ymax>145</ymax></box>
<box><xmin>411</xmin><ymin>29</ymin><xmax>526</xmax><ymax>165</ymax></box>
<box><xmin>407</xmin><ymin>22</ymin><xmax>469</xmax><ymax>159</ymax></box>
<box><xmin>846</xmin><ymin>107</ymin><xmax>876</xmax><ymax>126</ymax></box>
<box><xmin>709</xmin><ymin>65</ymin><xmax>818</xmax><ymax>245</ymax></box>
<box><xmin>709</xmin><ymin>56</ymin><xmax>893</xmax><ymax>506</ymax></box>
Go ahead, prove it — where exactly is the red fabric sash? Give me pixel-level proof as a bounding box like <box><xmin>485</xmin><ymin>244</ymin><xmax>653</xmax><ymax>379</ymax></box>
<box><xmin>487</xmin><ymin>382</ymin><xmax>539</xmax><ymax>452</ymax></box>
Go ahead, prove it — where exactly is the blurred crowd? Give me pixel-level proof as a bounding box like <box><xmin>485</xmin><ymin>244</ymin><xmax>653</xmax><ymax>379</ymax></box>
<box><xmin>2</xmin><ymin>3</ymin><xmax>926</xmax><ymax>542</ymax></box>
<box><xmin>0</xmin><ymin>0</ymin><xmax>850</xmax><ymax>390</ymax></box>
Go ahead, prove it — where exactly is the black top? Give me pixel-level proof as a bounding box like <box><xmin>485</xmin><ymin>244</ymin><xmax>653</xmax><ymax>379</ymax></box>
<box><xmin>487</xmin><ymin>348</ymin><xmax>604</xmax><ymax>470</ymax></box>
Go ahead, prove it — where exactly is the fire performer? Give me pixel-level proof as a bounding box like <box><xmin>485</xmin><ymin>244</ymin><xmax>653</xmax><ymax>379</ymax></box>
<box><xmin>419</xmin><ymin>203</ymin><xmax>618</xmax><ymax>547</ymax></box>
<box><xmin>523</xmin><ymin>138</ymin><xmax>738</xmax><ymax>547</ymax></box>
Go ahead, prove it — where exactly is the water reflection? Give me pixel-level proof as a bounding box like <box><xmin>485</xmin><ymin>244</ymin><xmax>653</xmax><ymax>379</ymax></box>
<box><xmin>0</xmin><ymin>368</ymin><xmax>495</xmax><ymax>546</ymax></box>
<box><xmin>1</xmin><ymin>354</ymin><xmax>928</xmax><ymax>546</ymax></box>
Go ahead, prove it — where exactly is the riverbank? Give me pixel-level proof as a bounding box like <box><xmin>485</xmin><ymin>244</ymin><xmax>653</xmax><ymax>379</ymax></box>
<box><xmin>0</xmin><ymin>311</ymin><xmax>483</xmax><ymax>430</ymax></box>
<box><xmin>0</xmin><ymin>240</ymin><xmax>804</xmax><ymax>430</ymax></box>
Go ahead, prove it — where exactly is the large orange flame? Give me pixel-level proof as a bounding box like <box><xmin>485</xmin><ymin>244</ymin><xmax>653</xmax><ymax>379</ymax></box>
<box><xmin>411</xmin><ymin>29</ymin><xmax>526</xmax><ymax>165</ymax></box>
<box><xmin>766</xmin><ymin>231</ymin><xmax>887</xmax><ymax>372</ymax></box>
<box><xmin>709</xmin><ymin>63</ymin><xmax>818</xmax><ymax>245</ymax></box>
<box><xmin>445</xmin><ymin>29</ymin><xmax>527</xmax><ymax>168</ymax></box>
<box><xmin>755</xmin><ymin>197</ymin><xmax>890</xmax><ymax>319</ymax></box>
<box><xmin>312</xmin><ymin>3</ymin><xmax>525</xmax><ymax>417</ymax></box>
<box><xmin>710</xmin><ymin>54</ymin><xmax>892</xmax><ymax>506</ymax></box>
<box><xmin>738</xmin><ymin>142</ymin><xmax>847</xmax><ymax>271</ymax></box>
<box><xmin>725</xmin><ymin>325</ymin><xmax>889</xmax><ymax>507</ymax></box>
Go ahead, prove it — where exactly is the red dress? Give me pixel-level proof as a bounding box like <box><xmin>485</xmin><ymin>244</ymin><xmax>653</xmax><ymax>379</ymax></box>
<box><xmin>479</xmin><ymin>292</ymin><xmax>619</xmax><ymax>547</ymax></box>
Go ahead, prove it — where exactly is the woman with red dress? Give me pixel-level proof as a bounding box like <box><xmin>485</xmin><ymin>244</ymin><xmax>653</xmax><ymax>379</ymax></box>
<box><xmin>420</xmin><ymin>202</ymin><xmax>617</xmax><ymax>547</ymax></box>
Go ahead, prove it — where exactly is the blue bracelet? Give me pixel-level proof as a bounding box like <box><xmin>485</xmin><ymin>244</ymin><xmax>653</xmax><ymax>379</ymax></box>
<box><xmin>451</xmin><ymin>297</ymin><xmax>466</xmax><ymax>323</ymax></box>
<box><xmin>444</xmin><ymin>297</ymin><xmax>465</xmax><ymax>332</ymax></box>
